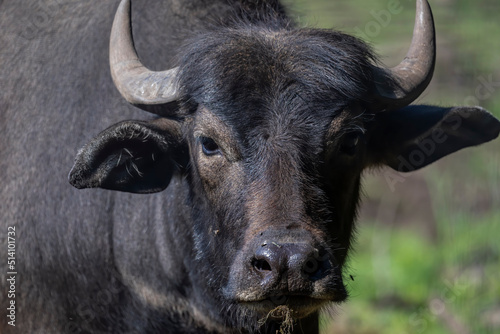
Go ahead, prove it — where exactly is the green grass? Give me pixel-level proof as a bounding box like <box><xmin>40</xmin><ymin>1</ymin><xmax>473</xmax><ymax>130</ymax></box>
<box><xmin>283</xmin><ymin>0</ymin><xmax>500</xmax><ymax>332</ymax></box>
<box><xmin>321</xmin><ymin>210</ymin><xmax>500</xmax><ymax>334</ymax></box>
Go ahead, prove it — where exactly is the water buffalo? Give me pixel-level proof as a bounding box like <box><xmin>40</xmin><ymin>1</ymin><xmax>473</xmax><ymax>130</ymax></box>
<box><xmin>1</xmin><ymin>0</ymin><xmax>499</xmax><ymax>333</ymax></box>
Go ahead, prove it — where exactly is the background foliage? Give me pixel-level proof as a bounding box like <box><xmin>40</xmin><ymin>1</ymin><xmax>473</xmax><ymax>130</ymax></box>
<box><xmin>285</xmin><ymin>0</ymin><xmax>500</xmax><ymax>333</ymax></box>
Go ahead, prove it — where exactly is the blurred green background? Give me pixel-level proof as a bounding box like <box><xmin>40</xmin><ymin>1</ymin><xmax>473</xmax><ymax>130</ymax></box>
<box><xmin>284</xmin><ymin>0</ymin><xmax>500</xmax><ymax>333</ymax></box>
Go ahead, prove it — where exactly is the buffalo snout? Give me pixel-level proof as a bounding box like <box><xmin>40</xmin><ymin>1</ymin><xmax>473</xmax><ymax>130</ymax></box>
<box><xmin>224</xmin><ymin>228</ymin><xmax>346</xmax><ymax>318</ymax></box>
<box><xmin>251</xmin><ymin>241</ymin><xmax>332</xmax><ymax>290</ymax></box>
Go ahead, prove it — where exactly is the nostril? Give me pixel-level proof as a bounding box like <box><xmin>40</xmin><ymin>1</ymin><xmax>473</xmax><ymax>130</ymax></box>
<box><xmin>301</xmin><ymin>250</ymin><xmax>331</xmax><ymax>281</ymax></box>
<box><xmin>302</xmin><ymin>257</ymin><xmax>319</xmax><ymax>275</ymax></box>
<box><xmin>251</xmin><ymin>258</ymin><xmax>272</xmax><ymax>272</ymax></box>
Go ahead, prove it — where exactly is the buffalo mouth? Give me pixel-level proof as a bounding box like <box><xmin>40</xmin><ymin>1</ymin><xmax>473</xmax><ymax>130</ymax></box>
<box><xmin>241</xmin><ymin>295</ymin><xmax>331</xmax><ymax>320</ymax></box>
<box><xmin>235</xmin><ymin>285</ymin><xmax>347</xmax><ymax>320</ymax></box>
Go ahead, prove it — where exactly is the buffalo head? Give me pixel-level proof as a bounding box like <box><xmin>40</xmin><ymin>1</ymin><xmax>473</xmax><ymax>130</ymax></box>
<box><xmin>69</xmin><ymin>0</ymin><xmax>500</xmax><ymax>331</ymax></box>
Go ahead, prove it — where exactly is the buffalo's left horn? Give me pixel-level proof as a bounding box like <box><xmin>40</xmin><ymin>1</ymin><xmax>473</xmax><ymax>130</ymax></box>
<box><xmin>109</xmin><ymin>0</ymin><xmax>180</xmax><ymax>111</ymax></box>
<box><xmin>373</xmin><ymin>0</ymin><xmax>436</xmax><ymax>111</ymax></box>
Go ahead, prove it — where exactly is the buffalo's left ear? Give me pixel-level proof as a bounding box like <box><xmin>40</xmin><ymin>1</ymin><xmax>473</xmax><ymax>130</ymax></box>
<box><xmin>69</xmin><ymin>118</ymin><xmax>184</xmax><ymax>193</ymax></box>
<box><xmin>368</xmin><ymin>105</ymin><xmax>500</xmax><ymax>172</ymax></box>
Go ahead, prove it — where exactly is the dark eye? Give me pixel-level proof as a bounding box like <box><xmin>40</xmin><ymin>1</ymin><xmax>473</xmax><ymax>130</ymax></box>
<box><xmin>340</xmin><ymin>131</ymin><xmax>363</xmax><ymax>156</ymax></box>
<box><xmin>200</xmin><ymin>137</ymin><xmax>221</xmax><ymax>156</ymax></box>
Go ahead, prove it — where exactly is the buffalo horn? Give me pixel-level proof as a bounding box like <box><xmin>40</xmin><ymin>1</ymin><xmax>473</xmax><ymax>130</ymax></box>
<box><xmin>373</xmin><ymin>0</ymin><xmax>436</xmax><ymax>111</ymax></box>
<box><xmin>109</xmin><ymin>0</ymin><xmax>180</xmax><ymax>111</ymax></box>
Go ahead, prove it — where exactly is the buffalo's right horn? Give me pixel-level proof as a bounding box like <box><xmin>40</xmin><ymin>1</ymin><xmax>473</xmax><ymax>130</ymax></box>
<box><xmin>109</xmin><ymin>0</ymin><xmax>180</xmax><ymax>112</ymax></box>
<box><xmin>372</xmin><ymin>0</ymin><xmax>436</xmax><ymax>111</ymax></box>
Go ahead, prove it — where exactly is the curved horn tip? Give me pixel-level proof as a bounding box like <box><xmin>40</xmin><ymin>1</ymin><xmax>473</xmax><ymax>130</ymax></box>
<box><xmin>372</xmin><ymin>0</ymin><xmax>436</xmax><ymax>111</ymax></box>
<box><xmin>109</xmin><ymin>0</ymin><xmax>180</xmax><ymax>110</ymax></box>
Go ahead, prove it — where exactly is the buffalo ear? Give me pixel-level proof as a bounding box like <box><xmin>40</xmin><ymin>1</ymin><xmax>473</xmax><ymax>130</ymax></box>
<box><xmin>368</xmin><ymin>105</ymin><xmax>500</xmax><ymax>172</ymax></box>
<box><xmin>69</xmin><ymin>119</ymin><xmax>184</xmax><ymax>193</ymax></box>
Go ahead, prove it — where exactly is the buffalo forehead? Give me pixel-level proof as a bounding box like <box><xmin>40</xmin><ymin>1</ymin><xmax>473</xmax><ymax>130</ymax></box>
<box><xmin>179</xmin><ymin>27</ymin><xmax>374</xmax><ymax>113</ymax></box>
<box><xmin>181</xmin><ymin>27</ymin><xmax>372</xmax><ymax>209</ymax></box>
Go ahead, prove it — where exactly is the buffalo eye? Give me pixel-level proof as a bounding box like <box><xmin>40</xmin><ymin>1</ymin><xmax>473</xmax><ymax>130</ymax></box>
<box><xmin>340</xmin><ymin>131</ymin><xmax>363</xmax><ymax>156</ymax></box>
<box><xmin>200</xmin><ymin>137</ymin><xmax>221</xmax><ymax>156</ymax></box>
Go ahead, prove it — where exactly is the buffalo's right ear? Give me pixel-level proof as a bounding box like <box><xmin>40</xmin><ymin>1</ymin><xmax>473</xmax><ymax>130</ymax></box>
<box><xmin>69</xmin><ymin>119</ymin><xmax>184</xmax><ymax>193</ymax></box>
